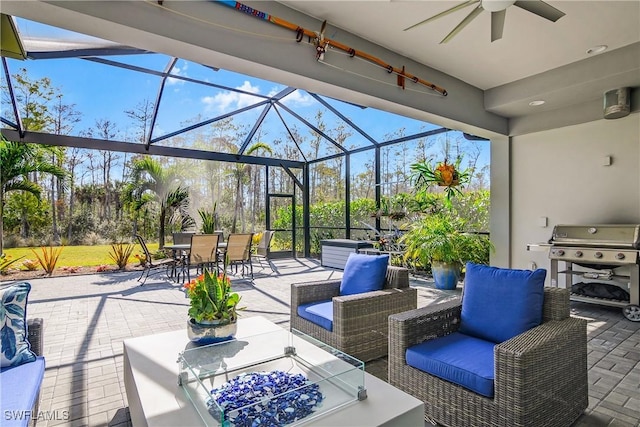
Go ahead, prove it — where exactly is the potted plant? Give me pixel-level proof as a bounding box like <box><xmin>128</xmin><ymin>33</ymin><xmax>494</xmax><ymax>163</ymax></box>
<box><xmin>410</xmin><ymin>157</ymin><xmax>470</xmax><ymax>203</ymax></box>
<box><xmin>400</xmin><ymin>213</ymin><xmax>492</xmax><ymax>290</ymax></box>
<box><xmin>183</xmin><ymin>268</ymin><xmax>244</xmax><ymax>344</ymax></box>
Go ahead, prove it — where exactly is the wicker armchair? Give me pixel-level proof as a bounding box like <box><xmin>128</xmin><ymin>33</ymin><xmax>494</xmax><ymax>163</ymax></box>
<box><xmin>388</xmin><ymin>287</ymin><xmax>588</xmax><ymax>427</ymax></box>
<box><xmin>291</xmin><ymin>265</ymin><xmax>417</xmax><ymax>362</ymax></box>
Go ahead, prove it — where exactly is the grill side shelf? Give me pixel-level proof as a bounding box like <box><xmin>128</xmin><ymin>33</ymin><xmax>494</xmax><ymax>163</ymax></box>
<box><xmin>557</xmin><ymin>269</ymin><xmax>631</xmax><ymax>283</ymax></box>
<box><xmin>570</xmin><ymin>294</ymin><xmax>630</xmax><ymax>308</ymax></box>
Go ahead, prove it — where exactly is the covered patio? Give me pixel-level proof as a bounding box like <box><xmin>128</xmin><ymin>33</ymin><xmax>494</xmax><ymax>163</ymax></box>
<box><xmin>20</xmin><ymin>260</ymin><xmax>640</xmax><ymax>427</ymax></box>
<box><xmin>1</xmin><ymin>1</ymin><xmax>639</xmax><ymax>426</ymax></box>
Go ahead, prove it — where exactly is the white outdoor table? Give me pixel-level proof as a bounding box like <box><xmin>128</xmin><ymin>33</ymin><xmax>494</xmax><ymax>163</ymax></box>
<box><xmin>123</xmin><ymin>316</ymin><xmax>423</xmax><ymax>426</ymax></box>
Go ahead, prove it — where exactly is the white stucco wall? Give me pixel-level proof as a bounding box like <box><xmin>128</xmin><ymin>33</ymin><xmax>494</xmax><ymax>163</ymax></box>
<box><xmin>510</xmin><ymin>113</ymin><xmax>640</xmax><ymax>277</ymax></box>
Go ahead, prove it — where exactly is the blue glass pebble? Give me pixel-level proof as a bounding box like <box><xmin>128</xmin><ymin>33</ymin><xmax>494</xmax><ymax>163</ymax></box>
<box><xmin>206</xmin><ymin>370</ymin><xmax>324</xmax><ymax>426</ymax></box>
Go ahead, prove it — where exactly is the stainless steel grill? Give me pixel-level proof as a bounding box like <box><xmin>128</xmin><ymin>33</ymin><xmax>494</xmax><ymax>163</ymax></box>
<box><xmin>548</xmin><ymin>224</ymin><xmax>640</xmax><ymax>322</ymax></box>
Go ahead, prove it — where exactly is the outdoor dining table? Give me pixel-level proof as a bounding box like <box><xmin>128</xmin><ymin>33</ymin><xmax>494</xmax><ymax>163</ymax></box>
<box><xmin>164</xmin><ymin>242</ymin><xmax>228</xmax><ymax>280</ymax></box>
<box><xmin>163</xmin><ymin>244</ymin><xmax>191</xmax><ymax>281</ymax></box>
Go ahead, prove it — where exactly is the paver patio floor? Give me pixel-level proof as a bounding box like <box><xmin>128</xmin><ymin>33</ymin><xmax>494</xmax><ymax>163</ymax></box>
<box><xmin>7</xmin><ymin>258</ymin><xmax>640</xmax><ymax>426</ymax></box>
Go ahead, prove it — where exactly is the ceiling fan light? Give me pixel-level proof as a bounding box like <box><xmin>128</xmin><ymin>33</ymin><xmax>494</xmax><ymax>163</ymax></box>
<box><xmin>482</xmin><ymin>0</ymin><xmax>516</xmax><ymax>12</ymax></box>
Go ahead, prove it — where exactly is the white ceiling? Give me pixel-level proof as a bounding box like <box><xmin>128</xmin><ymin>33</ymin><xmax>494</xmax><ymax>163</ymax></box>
<box><xmin>2</xmin><ymin>0</ymin><xmax>638</xmax><ymax>130</ymax></box>
<box><xmin>280</xmin><ymin>1</ymin><xmax>640</xmax><ymax>117</ymax></box>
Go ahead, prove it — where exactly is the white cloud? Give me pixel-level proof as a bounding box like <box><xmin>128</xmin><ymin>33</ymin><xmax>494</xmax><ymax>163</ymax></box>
<box><xmin>279</xmin><ymin>89</ymin><xmax>314</xmax><ymax>107</ymax></box>
<box><xmin>167</xmin><ymin>62</ymin><xmax>188</xmax><ymax>85</ymax></box>
<box><xmin>202</xmin><ymin>81</ymin><xmax>262</xmax><ymax>112</ymax></box>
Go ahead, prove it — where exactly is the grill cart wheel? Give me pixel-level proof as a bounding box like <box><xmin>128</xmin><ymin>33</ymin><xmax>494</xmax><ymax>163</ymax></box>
<box><xmin>622</xmin><ymin>305</ymin><xmax>640</xmax><ymax>322</ymax></box>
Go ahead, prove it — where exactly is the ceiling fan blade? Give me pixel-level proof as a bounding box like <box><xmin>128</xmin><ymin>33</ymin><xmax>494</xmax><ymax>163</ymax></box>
<box><xmin>514</xmin><ymin>0</ymin><xmax>565</xmax><ymax>22</ymax></box>
<box><xmin>403</xmin><ymin>0</ymin><xmax>479</xmax><ymax>31</ymax></box>
<box><xmin>491</xmin><ymin>9</ymin><xmax>506</xmax><ymax>41</ymax></box>
<box><xmin>441</xmin><ymin>5</ymin><xmax>483</xmax><ymax>43</ymax></box>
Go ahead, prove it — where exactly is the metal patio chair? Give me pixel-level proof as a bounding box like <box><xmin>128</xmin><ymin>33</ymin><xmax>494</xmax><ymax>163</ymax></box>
<box><xmin>251</xmin><ymin>230</ymin><xmax>275</xmax><ymax>271</ymax></box>
<box><xmin>185</xmin><ymin>233</ymin><xmax>220</xmax><ymax>282</ymax></box>
<box><xmin>223</xmin><ymin>233</ymin><xmax>254</xmax><ymax>279</ymax></box>
<box><xmin>135</xmin><ymin>234</ymin><xmax>176</xmax><ymax>285</ymax></box>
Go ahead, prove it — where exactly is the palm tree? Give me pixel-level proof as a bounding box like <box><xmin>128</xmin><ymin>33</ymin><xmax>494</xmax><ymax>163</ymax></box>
<box><xmin>130</xmin><ymin>157</ymin><xmax>189</xmax><ymax>248</ymax></box>
<box><xmin>0</xmin><ymin>139</ymin><xmax>67</xmax><ymax>253</ymax></box>
<box><xmin>231</xmin><ymin>142</ymin><xmax>272</xmax><ymax>233</ymax></box>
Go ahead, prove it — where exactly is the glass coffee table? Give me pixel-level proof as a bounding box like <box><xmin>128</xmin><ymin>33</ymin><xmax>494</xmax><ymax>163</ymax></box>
<box><xmin>124</xmin><ymin>316</ymin><xmax>422</xmax><ymax>426</ymax></box>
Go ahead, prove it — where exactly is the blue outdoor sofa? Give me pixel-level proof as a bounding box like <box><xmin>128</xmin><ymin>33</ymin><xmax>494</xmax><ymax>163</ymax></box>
<box><xmin>1</xmin><ymin>282</ymin><xmax>46</xmax><ymax>427</ymax></box>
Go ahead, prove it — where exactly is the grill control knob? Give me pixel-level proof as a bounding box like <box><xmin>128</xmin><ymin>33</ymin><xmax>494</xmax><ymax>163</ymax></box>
<box><xmin>555</xmin><ymin>249</ymin><xmax>565</xmax><ymax>256</ymax></box>
<box><xmin>594</xmin><ymin>252</ymin><xmax>603</xmax><ymax>259</ymax></box>
<box><xmin>574</xmin><ymin>251</ymin><xmax>583</xmax><ymax>257</ymax></box>
<box><xmin>616</xmin><ymin>253</ymin><xmax>625</xmax><ymax>260</ymax></box>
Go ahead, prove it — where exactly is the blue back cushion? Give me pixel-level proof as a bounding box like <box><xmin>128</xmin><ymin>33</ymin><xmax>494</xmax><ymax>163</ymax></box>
<box><xmin>297</xmin><ymin>300</ymin><xmax>333</xmax><ymax>331</ymax></box>
<box><xmin>459</xmin><ymin>263</ymin><xmax>546</xmax><ymax>344</ymax></box>
<box><xmin>339</xmin><ymin>253</ymin><xmax>389</xmax><ymax>296</ymax></box>
<box><xmin>1</xmin><ymin>283</ymin><xmax>37</xmax><ymax>368</ymax></box>
<box><xmin>406</xmin><ymin>332</ymin><xmax>495</xmax><ymax>397</ymax></box>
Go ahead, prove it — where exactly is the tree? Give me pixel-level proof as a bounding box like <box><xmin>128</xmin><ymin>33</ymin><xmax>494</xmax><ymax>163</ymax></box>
<box><xmin>0</xmin><ymin>139</ymin><xmax>66</xmax><ymax>253</ymax></box>
<box><xmin>50</xmin><ymin>93</ymin><xmax>81</xmax><ymax>242</ymax></box>
<box><xmin>64</xmin><ymin>147</ymin><xmax>85</xmax><ymax>241</ymax></box>
<box><xmin>124</xmin><ymin>98</ymin><xmax>155</xmax><ymax>182</ymax></box>
<box><xmin>130</xmin><ymin>156</ymin><xmax>185</xmax><ymax>248</ymax></box>
<box><xmin>230</xmin><ymin>142</ymin><xmax>272</xmax><ymax>233</ymax></box>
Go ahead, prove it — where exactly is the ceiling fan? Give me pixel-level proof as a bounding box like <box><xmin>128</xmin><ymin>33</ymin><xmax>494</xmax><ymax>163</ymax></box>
<box><xmin>404</xmin><ymin>0</ymin><xmax>565</xmax><ymax>43</ymax></box>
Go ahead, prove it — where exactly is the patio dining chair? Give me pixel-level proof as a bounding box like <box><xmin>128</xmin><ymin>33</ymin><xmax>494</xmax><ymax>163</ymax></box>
<box><xmin>172</xmin><ymin>232</ymin><xmax>194</xmax><ymax>245</ymax></box>
<box><xmin>171</xmin><ymin>232</ymin><xmax>194</xmax><ymax>268</ymax></box>
<box><xmin>251</xmin><ymin>230</ymin><xmax>275</xmax><ymax>271</ymax></box>
<box><xmin>223</xmin><ymin>233</ymin><xmax>254</xmax><ymax>279</ymax></box>
<box><xmin>135</xmin><ymin>234</ymin><xmax>176</xmax><ymax>285</ymax></box>
<box><xmin>185</xmin><ymin>233</ymin><xmax>220</xmax><ymax>282</ymax></box>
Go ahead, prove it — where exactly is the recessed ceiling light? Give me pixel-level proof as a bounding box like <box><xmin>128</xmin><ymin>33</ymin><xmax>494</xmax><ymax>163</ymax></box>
<box><xmin>529</xmin><ymin>100</ymin><xmax>545</xmax><ymax>106</ymax></box>
<box><xmin>586</xmin><ymin>45</ymin><xmax>608</xmax><ymax>55</ymax></box>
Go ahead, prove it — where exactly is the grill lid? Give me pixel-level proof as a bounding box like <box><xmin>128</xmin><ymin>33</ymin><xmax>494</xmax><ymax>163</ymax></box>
<box><xmin>550</xmin><ymin>224</ymin><xmax>640</xmax><ymax>249</ymax></box>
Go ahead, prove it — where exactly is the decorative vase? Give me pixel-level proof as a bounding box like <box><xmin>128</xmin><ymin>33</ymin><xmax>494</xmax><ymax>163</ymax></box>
<box><xmin>431</xmin><ymin>261</ymin><xmax>461</xmax><ymax>290</ymax></box>
<box><xmin>187</xmin><ymin>318</ymin><xmax>237</xmax><ymax>345</ymax></box>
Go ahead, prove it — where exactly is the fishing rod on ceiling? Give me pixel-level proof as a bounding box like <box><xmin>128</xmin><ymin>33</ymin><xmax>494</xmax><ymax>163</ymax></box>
<box><xmin>214</xmin><ymin>0</ymin><xmax>448</xmax><ymax>97</ymax></box>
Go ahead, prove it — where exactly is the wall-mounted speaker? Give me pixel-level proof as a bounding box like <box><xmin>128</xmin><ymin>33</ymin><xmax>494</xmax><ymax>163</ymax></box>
<box><xmin>603</xmin><ymin>87</ymin><xmax>630</xmax><ymax>120</ymax></box>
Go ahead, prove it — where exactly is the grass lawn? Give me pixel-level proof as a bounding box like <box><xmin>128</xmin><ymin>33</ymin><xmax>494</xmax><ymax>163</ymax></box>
<box><xmin>3</xmin><ymin>243</ymin><xmax>160</xmax><ymax>269</ymax></box>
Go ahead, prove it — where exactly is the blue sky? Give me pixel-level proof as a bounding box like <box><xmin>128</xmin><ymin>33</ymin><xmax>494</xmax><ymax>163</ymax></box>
<box><xmin>5</xmin><ymin>17</ymin><xmax>490</xmax><ymax>170</ymax></box>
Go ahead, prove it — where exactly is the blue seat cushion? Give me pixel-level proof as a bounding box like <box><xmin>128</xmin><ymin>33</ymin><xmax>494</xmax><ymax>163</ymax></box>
<box><xmin>297</xmin><ymin>300</ymin><xmax>333</xmax><ymax>331</ymax></box>
<box><xmin>0</xmin><ymin>356</ymin><xmax>46</xmax><ymax>427</ymax></box>
<box><xmin>459</xmin><ymin>263</ymin><xmax>546</xmax><ymax>344</ymax></box>
<box><xmin>406</xmin><ymin>332</ymin><xmax>495</xmax><ymax>397</ymax></box>
<box><xmin>339</xmin><ymin>253</ymin><xmax>389</xmax><ymax>296</ymax></box>
<box><xmin>1</xmin><ymin>282</ymin><xmax>37</xmax><ymax>368</ymax></box>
